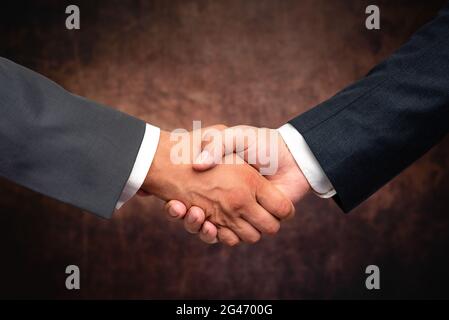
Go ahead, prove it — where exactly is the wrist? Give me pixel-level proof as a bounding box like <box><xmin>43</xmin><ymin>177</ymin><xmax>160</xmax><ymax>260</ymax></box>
<box><xmin>141</xmin><ymin>130</ymin><xmax>198</xmax><ymax>207</ymax></box>
<box><xmin>142</xmin><ymin>130</ymin><xmax>173</xmax><ymax>197</ymax></box>
<box><xmin>276</xmin><ymin>133</ymin><xmax>313</xmax><ymax>202</ymax></box>
<box><xmin>281</xmin><ymin>145</ymin><xmax>312</xmax><ymax>195</ymax></box>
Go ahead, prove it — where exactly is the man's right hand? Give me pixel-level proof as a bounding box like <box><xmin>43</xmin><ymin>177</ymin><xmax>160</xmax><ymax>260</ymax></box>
<box><xmin>163</xmin><ymin>125</ymin><xmax>312</xmax><ymax>245</ymax></box>
<box><xmin>140</xmin><ymin>128</ymin><xmax>295</xmax><ymax>246</ymax></box>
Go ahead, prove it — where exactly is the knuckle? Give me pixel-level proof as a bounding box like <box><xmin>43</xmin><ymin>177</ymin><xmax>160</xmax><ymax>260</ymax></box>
<box><xmin>226</xmin><ymin>238</ymin><xmax>239</xmax><ymax>247</ymax></box>
<box><xmin>245</xmin><ymin>171</ymin><xmax>259</xmax><ymax>187</ymax></box>
<box><xmin>200</xmin><ymin>234</ymin><xmax>216</xmax><ymax>244</ymax></box>
<box><xmin>230</xmin><ymin>202</ymin><xmax>245</xmax><ymax>213</ymax></box>
<box><xmin>213</xmin><ymin>124</ymin><xmax>227</xmax><ymax>131</ymax></box>
<box><xmin>277</xmin><ymin>198</ymin><xmax>293</xmax><ymax>218</ymax></box>
<box><xmin>226</xmin><ymin>193</ymin><xmax>246</xmax><ymax>212</ymax></box>
<box><xmin>186</xmin><ymin>227</ymin><xmax>199</xmax><ymax>234</ymax></box>
<box><xmin>264</xmin><ymin>222</ymin><xmax>280</xmax><ymax>235</ymax></box>
<box><xmin>247</xmin><ymin>233</ymin><xmax>261</xmax><ymax>244</ymax></box>
<box><xmin>217</xmin><ymin>228</ymin><xmax>239</xmax><ymax>247</ymax></box>
<box><xmin>205</xmin><ymin>235</ymin><xmax>218</xmax><ymax>244</ymax></box>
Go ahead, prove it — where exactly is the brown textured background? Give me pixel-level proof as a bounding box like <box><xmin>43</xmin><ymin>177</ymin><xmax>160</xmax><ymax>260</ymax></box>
<box><xmin>0</xmin><ymin>0</ymin><xmax>448</xmax><ymax>299</ymax></box>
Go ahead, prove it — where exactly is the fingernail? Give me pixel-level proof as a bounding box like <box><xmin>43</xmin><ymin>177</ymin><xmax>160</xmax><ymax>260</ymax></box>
<box><xmin>202</xmin><ymin>227</ymin><xmax>209</xmax><ymax>235</ymax></box>
<box><xmin>195</xmin><ymin>150</ymin><xmax>211</xmax><ymax>165</ymax></box>
<box><xmin>187</xmin><ymin>214</ymin><xmax>197</xmax><ymax>224</ymax></box>
<box><xmin>167</xmin><ymin>204</ymin><xmax>178</xmax><ymax>218</ymax></box>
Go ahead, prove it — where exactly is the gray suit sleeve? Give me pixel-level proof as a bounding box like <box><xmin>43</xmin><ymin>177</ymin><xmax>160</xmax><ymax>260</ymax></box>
<box><xmin>289</xmin><ymin>4</ymin><xmax>449</xmax><ymax>212</ymax></box>
<box><xmin>0</xmin><ymin>57</ymin><xmax>146</xmax><ymax>218</ymax></box>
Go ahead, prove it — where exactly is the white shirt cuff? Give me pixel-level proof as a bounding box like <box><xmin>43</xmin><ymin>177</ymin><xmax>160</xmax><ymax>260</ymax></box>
<box><xmin>115</xmin><ymin>123</ymin><xmax>160</xmax><ymax>209</ymax></box>
<box><xmin>278</xmin><ymin>123</ymin><xmax>336</xmax><ymax>198</ymax></box>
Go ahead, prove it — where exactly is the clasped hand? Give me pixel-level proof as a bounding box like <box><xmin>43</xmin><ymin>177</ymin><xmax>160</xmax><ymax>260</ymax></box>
<box><xmin>140</xmin><ymin>125</ymin><xmax>311</xmax><ymax>246</ymax></box>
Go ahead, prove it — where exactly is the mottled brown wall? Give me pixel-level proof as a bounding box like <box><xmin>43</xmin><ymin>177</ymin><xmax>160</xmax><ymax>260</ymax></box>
<box><xmin>0</xmin><ymin>0</ymin><xmax>448</xmax><ymax>299</ymax></box>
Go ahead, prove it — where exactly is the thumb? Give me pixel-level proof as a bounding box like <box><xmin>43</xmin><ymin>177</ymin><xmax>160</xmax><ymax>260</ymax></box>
<box><xmin>193</xmin><ymin>127</ymin><xmax>227</xmax><ymax>171</ymax></box>
<box><xmin>193</xmin><ymin>149</ymin><xmax>218</xmax><ymax>171</ymax></box>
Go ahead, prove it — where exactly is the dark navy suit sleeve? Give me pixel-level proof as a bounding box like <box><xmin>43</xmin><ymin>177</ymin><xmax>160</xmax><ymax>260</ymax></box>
<box><xmin>0</xmin><ymin>57</ymin><xmax>146</xmax><ymax>218</ymax></box>
<box><xmin>290</xmin><ymin>4</ymin><xmax>449</xmax><ymax>212</ymax></box>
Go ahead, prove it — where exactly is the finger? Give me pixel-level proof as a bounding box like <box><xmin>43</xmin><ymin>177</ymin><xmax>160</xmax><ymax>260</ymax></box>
<box><xmin>184</xmin><ymin>206</ymin><xmax>206</xmax><ymax>234</ymax></box>
<box><xmin>164</xmin><ymin>200</ymin><xmax>187</xmax><ymax>221</ymax></box>
<box><xmin>217</xmin><ymin>227</ymin><xmax>240</xmax><ymax>246</ymax></box>
<box><xmin>256</xmin><ymin>178</ymin><xmax>295</xmax><ymax>220</ymax></box>
<box><xmin>242</xmin><ymin>204</ymin><xmax>281</xmax><ymax>235</ymax></box>
<box><xmin>229</xmin><ymin>218</ymin><xmax>262</xmax><ymax>244</ymax></box>
<box><xmin>199</xmin><ymin>221</ymin><xmax>218</xmax><ymax>244</ymax></box>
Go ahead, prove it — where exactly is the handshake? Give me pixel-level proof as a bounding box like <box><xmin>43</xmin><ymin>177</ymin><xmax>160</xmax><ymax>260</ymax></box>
<box><xmin>1</xmin><ymin>3</ymin><xmax>448</xmax><ymax>246</ymax></box>
<box><xmin>139</xmin><ymin>124</ymin><xmax>312</xmax><ymax>246</ymax></box>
